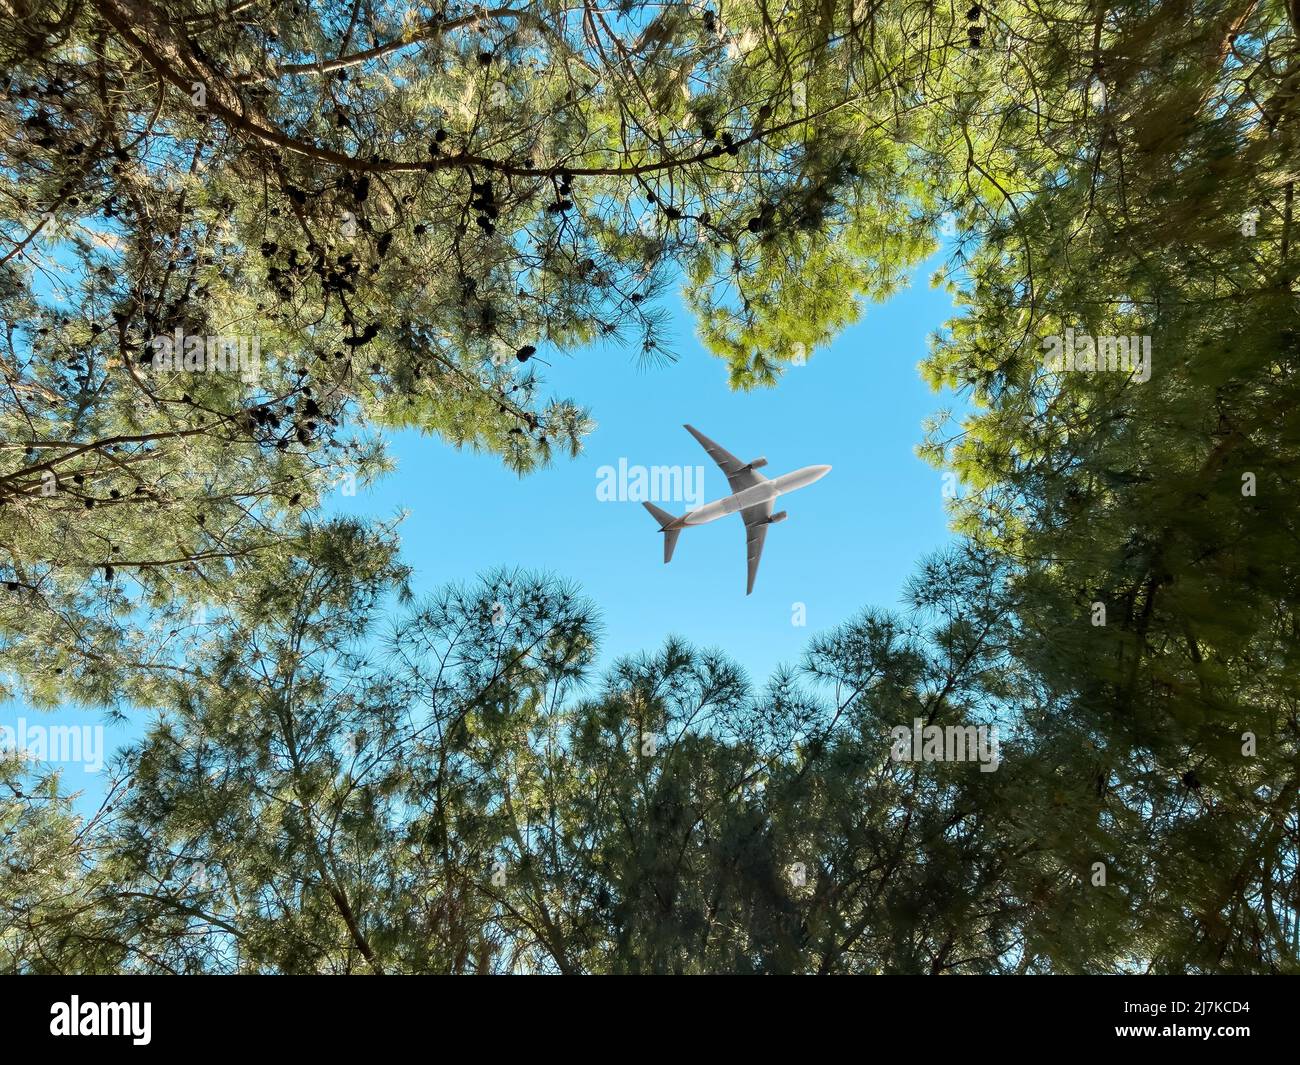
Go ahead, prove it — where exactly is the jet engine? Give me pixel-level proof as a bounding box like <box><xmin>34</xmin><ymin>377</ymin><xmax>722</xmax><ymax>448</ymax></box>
<box><xmin>767</xmin><ymin>511</ymin><xmax>788</xmax><ymax>524</ymax></box>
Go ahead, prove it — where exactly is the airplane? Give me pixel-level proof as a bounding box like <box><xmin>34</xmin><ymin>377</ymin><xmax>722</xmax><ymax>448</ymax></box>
<box><xmin>642</xmin><ymin>425</ymin><xmax>831</xmax><ymax>595</ymax></box>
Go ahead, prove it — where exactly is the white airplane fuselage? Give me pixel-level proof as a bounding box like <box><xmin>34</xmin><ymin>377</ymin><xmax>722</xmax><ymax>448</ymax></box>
<box><xmin>643</xmin><ymin>425</ymin><xmax>831</xmax><ymax>594</ymax></box>
<box><xmin>677</xmin><ymin>464</ymin><xmax>831</xmax><ymax>526</ymax></box>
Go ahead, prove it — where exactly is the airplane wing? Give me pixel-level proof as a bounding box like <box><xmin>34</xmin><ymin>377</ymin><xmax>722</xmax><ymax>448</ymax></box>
<box><xmin>741</xmin><ymin>499</ymin><xmax>773</xmax><ymax>595</ymax></box>
<box><xmin>684</xmin><ymin>424</ymin><xmax>767</xmax><ymax>493</ymax></box>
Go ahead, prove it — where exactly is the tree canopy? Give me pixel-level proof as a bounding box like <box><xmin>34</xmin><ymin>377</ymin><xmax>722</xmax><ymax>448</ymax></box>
<box><xmin>2</xmin><ymin>0</ymin><xmax>1298</xmax><ymax>973</ymax></box>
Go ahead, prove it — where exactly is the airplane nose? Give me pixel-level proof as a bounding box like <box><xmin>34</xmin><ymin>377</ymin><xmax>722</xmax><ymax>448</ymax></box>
<box><xmin>815</xmin><ymin>465</ymin><xmax>831</xmax><ymax>479</ymax></box>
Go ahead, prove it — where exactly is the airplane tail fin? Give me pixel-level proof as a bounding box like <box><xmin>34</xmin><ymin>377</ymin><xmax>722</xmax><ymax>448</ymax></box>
<box><xmin>642</xmin><ymin>502</ymin><xmax>683</xmax><ymax>564</ymax></box>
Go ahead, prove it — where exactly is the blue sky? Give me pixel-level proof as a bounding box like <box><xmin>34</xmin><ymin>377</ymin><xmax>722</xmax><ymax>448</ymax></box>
<box><xmin>3</xmin><ymin>252</ymin><xmax>961</xmax><ymax>809</ymax></box>
<box><xmin>336</xmin><ymin>252</ymin><xmax>960</xmax><ymax>680</ymax></box>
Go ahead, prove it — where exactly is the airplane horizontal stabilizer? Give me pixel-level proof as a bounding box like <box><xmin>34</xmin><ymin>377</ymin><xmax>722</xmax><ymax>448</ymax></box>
<box><xmin>642</xmin><ymin>502</ymin><xmax>682</xmax><ymax>563</ymax></box>
<box><xmin>641</xmin><ymin>501</ymin><xmax>677</xmax><ymax>528</ymax></box>
<box><xmin>662</xmin><ymin>527</ymin><xmax>681</xmax><ymax>564</ymax></box>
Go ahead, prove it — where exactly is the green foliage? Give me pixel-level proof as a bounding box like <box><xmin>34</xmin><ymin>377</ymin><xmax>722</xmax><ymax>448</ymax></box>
<box><xmin>2</xmin><ymin>0</ymin><xmax>1299</xmax><ymax>975</ymax></box>
<box><xmin>919</xmin><ymin>0</ymin><xmax>1300</xmax><ymax>972</ymax></box>
<box><xmin>0</xmin><ymin>0</ymin><xmax>965</xmax><ymax>692</ymax></box>
<box><xmin>3</xmin><ymin>550</ymin><xmax>1029</xmax><ymax>974</ymax></box>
